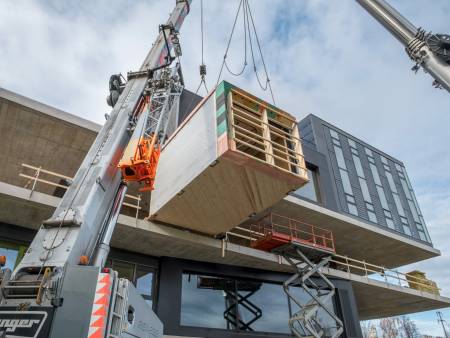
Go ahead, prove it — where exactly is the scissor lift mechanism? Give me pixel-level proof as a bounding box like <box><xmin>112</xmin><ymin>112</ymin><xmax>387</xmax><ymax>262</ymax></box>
<box><xmin>251</xmin><ymin>213</ymin><xmax>344</xmax><ymax>338</ymax></box>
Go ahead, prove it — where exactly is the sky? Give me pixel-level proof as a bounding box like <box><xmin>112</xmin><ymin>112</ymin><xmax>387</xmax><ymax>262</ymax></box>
<box><xmin>0</xmin><ymin>0</ymin><xmax>449</xmax><ymax>335</ymax></box>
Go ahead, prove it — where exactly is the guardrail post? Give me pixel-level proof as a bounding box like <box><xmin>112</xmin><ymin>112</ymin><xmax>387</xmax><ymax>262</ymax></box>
<box><xmin>363</xmin><ymin>261</ymin><xmax>368</xmax><ymax>278</ymax></box>
<box><xmin>396</xmin><ymin>271</ymin><xmax>402</xmax><ymax>286</ymax></box>
<box><xmin>29</xmin><ymin>166</ymin><xmax>41</xmax><ymax>198</ymax></box>
<box><xmin>135</xmin><ymin>194</ymin><xmax>141</xmax><ymax>221</ymax></box>
<box><xmin>345</xmin><ymin>256</ymin><xmax>351</xmax><ymax>278</ymax></box>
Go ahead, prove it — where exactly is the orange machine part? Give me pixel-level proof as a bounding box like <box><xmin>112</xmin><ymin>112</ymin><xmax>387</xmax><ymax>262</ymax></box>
<box><xmin>118</xmin><ymin>134</ymin><xmax>161</xmax><ymax>192</ymax></box>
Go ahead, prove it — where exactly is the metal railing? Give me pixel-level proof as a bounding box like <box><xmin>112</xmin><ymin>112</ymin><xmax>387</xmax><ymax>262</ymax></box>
<box><xmin>330</xmin><ymin>254</ymin><xmax>440</xmax><ymax>295</ymax></box>
<box><xmin>19</xmin><ymin>163</ymin><xmax>143</xmax><ymax>218</ymax></box>
<box><xmin>249</xmin><ymin>212</ymin><xmax>335</xmax><ymax>252</ymax></box>
<box><xmin>227</xmin><ymin>222</ymin><xmax>440</xmax><ymax>296</ymax></box>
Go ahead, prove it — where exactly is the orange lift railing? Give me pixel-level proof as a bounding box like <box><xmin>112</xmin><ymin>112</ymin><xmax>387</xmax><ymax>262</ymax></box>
<box><xmin>249</xmin><ymin>212</ymin><xmax>336</xmax><ymax>254</ymax></box>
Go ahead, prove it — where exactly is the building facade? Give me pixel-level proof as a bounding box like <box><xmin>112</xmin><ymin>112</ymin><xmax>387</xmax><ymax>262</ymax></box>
<box><xmin>0</xmin><ymin>87</ymin><xmax>448</xmax><ymax>338</ymax></box>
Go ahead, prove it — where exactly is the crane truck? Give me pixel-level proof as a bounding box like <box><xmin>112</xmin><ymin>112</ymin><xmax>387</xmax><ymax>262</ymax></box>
<box><xmin>0</xmin><ymin>0</ymin><xmax>449</xmax><ymax>338</ymax></box>
<box><xmin>0</xmin><ymin>1</ymin><xmax>190</xmax><ymax>337</ymax></box>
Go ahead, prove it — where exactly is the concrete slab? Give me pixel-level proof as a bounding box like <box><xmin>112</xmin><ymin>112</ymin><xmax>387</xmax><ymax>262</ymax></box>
<box><xmin>0</xmin><ymin>90</ymin><xmax>98</xmax><ymax>191</ymax></box>
<box><xmin>0</xmin><ymin>182</ymin><xmax>57</xmax><ymax>229</ymax></box>
<box><xmin>270</xmin><ymin>196</ymin><xmax>440</xmax><ymax>269</ymax></box>
<box><xmin>0</xmin><ymin>184</ymin><xmax>448</xmax><ymax>320</ymax></box>
<box><xmin>112</xmin><ymin>216</ymin><xmax>450</xmax><ymax>320</ymax></box>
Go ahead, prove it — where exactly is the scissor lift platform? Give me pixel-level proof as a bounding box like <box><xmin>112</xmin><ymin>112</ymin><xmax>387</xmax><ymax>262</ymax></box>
<box><xmin>250</xmin><ymin>213</ymin><xmax>336</xmax><ymax>258</ymax></box>
<box><xmin>249</xmin><ymin>213</ymin><xmax>343</xmax><ymax>338</ymax></box>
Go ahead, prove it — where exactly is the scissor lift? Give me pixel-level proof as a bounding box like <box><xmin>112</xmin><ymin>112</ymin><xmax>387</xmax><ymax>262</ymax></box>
<box><xmin>250</xmin><ymin>213</ymin><xmax>344</xmax><ymax>338</ymax></box>
<box><xmin>197</xmin><ymin>276</ymin><xmax>262</xmax><ymax>331</ymax></box>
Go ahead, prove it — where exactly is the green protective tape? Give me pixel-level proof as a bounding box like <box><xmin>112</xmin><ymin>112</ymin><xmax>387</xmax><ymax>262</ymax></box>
<box><xmin>217</xmin><ymin>119</ymin><xmax>228</xmax><ymax>136</ymax></box>
<box><xmin>216</xmin><ymin>104</ymin><xmax>226</xmax><ymax>118</ymax></box>
<box><xmin>215</xmin><ymin>80</ymin><xmax>233</xmax><ymax>99</ymax></box>
<box><xmin>268</xmin><ymin>110</ymin><xmax>276</xmax><ymax>119</ymax></box>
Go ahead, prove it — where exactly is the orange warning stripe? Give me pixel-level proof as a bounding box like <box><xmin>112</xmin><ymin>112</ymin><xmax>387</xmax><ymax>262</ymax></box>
<box><xmin>87</xmin><ymin>272</ymin><xmax>113</xmax><ymax>338</ymax></box>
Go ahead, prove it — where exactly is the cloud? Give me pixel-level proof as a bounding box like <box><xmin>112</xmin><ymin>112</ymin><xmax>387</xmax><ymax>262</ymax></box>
<box><xmin>0</xmin><ymin>0</ymin><xmax>449</xmax><ymax>333</ymax></box>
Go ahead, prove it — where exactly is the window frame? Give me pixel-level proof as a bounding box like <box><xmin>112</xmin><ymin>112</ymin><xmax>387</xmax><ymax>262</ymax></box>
<box><xmin>179</xmin><ymin>270</ymin><xmax>338</xmax><ymax>336</ymax></box>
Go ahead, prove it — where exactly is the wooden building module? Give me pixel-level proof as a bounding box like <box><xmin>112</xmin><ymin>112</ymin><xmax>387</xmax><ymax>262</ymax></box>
<box><xmin>149</xmin><ymin>81</ymin><xmax>308</xmax><ymax>235</ymax></box>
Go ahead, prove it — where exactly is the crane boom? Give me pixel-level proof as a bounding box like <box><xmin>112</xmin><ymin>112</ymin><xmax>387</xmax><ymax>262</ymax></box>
<box><xmin>357</xmin><ymin>0</ymin><xmax>450</xmax><ymax>92</ymax></box>
<box><xmin>0</xmin><ymin>1</ymin><xmax>191</xmax><ymax>338</ymax></box>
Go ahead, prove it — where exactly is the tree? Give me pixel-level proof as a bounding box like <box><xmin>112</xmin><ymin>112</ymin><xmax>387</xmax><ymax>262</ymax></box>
<box><xmin>379</xmin><ymin>317</ymin><xmax>400</xmax><ymax>338</ymax></box>
<box><xmin>361</xmin><ymin>321</ymin><xmax>379</xmax><ymax>338</ymax></box>
<box><xmin>398</xmin><ymin>316</ymin><xmax>421</xmax><ymax>338</ymax></box>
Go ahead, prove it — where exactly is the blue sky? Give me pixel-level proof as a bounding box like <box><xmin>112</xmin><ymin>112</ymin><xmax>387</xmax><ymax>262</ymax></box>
<box><xmin>0</xmin><ymin>0</ymin><xmax>449</xmax><ymax>335</ymax></box>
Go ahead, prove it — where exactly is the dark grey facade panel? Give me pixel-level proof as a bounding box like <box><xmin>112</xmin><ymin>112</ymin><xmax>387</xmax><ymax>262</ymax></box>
<box><xmin>178</xmin><ymin>89</ymin><xmax>203</xmax><ymax>124</ymax></box>
<box><xmin>299</xmin><ymin>117</ymin><xmax>316</xmax><ymax>149</ymax></box>
<box><xmin>298</xmin><ymin>114</ymin><xmax>432</xmax><ymax>246</ymax></box>
<box><xmin>291</xmin><ymin>145</ymin><xmax>340</xmax><ymax>212</ymax></box>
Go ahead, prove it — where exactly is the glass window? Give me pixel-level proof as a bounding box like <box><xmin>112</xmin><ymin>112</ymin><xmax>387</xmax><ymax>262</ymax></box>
<box><xmin>359</xmin><ymin>178</ymin><xmax>371</xmax><ymax>202</ymax></box>
<box><xmin>403</xmin><ymin>225</ymin><xmax>412</xmax><ymax>236</ymax></box>
<box><xmin>330</xmin><ymin>129</ymin><xmax>339</xmax><ymax>139</ymax></box>
<box><xmin>240</xmin><ymin>282</ymin><xmax>290</xmax><ymax>333</ymax></box>
<box><xmin>381</xmin><ymin>156</ymin><xmax>388</xmax><ymax>165</ymax></box>
<box><xmin>181</xmin><ymin>274</ymin><xmax>292</xmax><ymax>334</ymax></box>
<box><xmin>0</xmin><ymin>241</ymin><xmax>27</xmax><ymax>271</ymax></box>
<box><xmin>368</xmin><ymin>210</ymin><xmax>377</xmax><ymax>223</ymax></box>
<box><xmin>332</xmin><ymin>138</ymin><xmax>340</xmax><ymax>146</ymax></box>
<box><xmin>112</xmin><ymin>260</ymin><xmax>135</xmax><ymax>281</ymax></box>
<box><xmin>348</xmin><ymin>139</ymin><xmax>357</xmax><ymax>149</ymax></box>
<box><xmin>377</xmin><ymin>186</ymin><xmax>389</xmax><ymax>209</ymax></box>
<box><xmin>348</xmin><ymin>202</ymin><xmax>358</xmax><ymax>216</ymax></box>
<box><xmin>401</xmin><ymin>179</ymin><xmax>413</xmax><ymax>200</ymax></box>
<box><xmin>290</xmin><ymin>287</ymin><xmax>338</xmax><ymax>338</ymax></box>
<box><xmin>418</xmin><ymin>231</ymin><xmax>427</xmax><ymax>242</ymax></box>
<box><xmin>334</xmin><ymin>146</ymin><xmax>346</xmax><ymax>169</ymax></box>
<box><xmin>408</xmin><ymin>200</ymin><xmax>420</xmax><ymax>222</ymax></box>
<box><xmin>386</xmin><ymin>217</ymin><xmax>395</xmax><ymax>229</ymax></box>
<box><xmin>108</xmin><ymin>259</ymin><xmax>157</xmax><ymax>307</ymax></box>
<box><xmin>369</xmin><ymin>163</ymin><xmax>381</xmax><ymax>186</ymax></box>
<box><xmin>365</xmin><ymin>148</ymin><xmax>373</xmax><ymax>156</ymax></box>
<box><xmin>340</xmin><ymin>169</ymin><xmax>352</xmax><ymax>195</ymax></box>
<box><xmin>346</xmin><ymin>194</ymin><xmax>355</xmax><ymax>204</ymax></box>
<box><xmin>295</xmin><ymin>168</ymin><xmax>320</xmax><ymax>203</ymax></box>
<box><xmin>353</xmin><ymin>155</ymin><xmax>364</xmax><ymax>178</ymax></box>
<box><xmin>181</xmin><ymin>274</ymin><xmax>231</xmax><ymax>329</ymax></box>
<box><xmin>136</xmin><ymin>266</ymin><xmax>154</xmax><ymax>307</ymax></box>
<box><xmin>393</xmin><ymin>193</ymin><xmax>405</xmax><ymax>217</ymax></box>
<box><xmin>385</xmin><ymin>172</ymin><xmax>398</xmax><ymax>193</ymax></box>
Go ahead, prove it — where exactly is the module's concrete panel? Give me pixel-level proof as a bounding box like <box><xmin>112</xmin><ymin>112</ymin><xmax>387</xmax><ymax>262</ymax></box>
<box><xmin>150</xmin><ymin>82</ymin><xmax>308</xmax><ymax>235</ymax></box>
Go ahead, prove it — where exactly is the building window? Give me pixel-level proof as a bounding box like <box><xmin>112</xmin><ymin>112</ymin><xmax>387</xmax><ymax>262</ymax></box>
<box><xmin>397</xmin><ymin>165</ymin><xmax>432</xmax><ymax>243</ymax></box>
<box><xmin>181</xmin><ymin>273</ymin><xmax>338</xmax><ymax>335</ymax></box>
<box><xmin>334</xmin><ymin>146</ymin><xmax>346</xmax><ymax>169</ymax></box>
<box><xmin>340</xmin><ymin>169</ymin><xmax>352</xmax><ymax>195</ymax></box>
<box><xmin>181</xmin><ymin>274</ymin><xmax>290</xmax><ymax>333</ymax></box>
<box><xmin>294</xmin><ymin>168</ymin><xmax>321</xmax><ymax>203</ymax></box>
<box><xmin>366</xmin><ymin>149</ymin><xmax>397</xmax><ymax>229</ymax></box>
<box><xmin>0</xmin><ymin>240</ymin><xmax>28</xmax><ymax>271</ymax></box>
<box><xmin>350</xmin><ymin>142</ymin><xmax>378</xmax><ymax>224</ymax></box>
<box><xmin>330</xmin><ymin>129</ymin><xmax>360</xmax><ymax>217</ymax></box>
<box><xmin>108</xmin><ymin>259</ymin><xmax>156</xmax><ymax>307</ymax></box>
